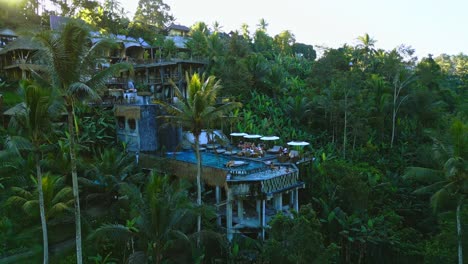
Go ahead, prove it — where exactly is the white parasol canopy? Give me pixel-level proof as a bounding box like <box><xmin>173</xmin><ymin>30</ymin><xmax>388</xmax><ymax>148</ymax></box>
<box><xmin>230</xmin><ymin>132</ymin><xmax>248</xmax><ymax>137</ymax></box>
<box><xmin>244</xmin><ymin>134</ymin><xmax>262</xmax><ymax>139</ymax></box>
<box><xmin>287</xmin><ymin>141</ymin><xmax>310</xmax><ymax>146</ymax></box>
<box><xmin>260</xmin><ymin>136</ymin><xmax>280</xmax><ymax>141</ymax></box>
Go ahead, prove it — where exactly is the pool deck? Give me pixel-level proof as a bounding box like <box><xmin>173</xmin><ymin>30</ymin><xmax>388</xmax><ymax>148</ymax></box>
<box><xmin>139</xmin><ymin>149</ymin><xmax>308</xmax><ymax>241</ymax></box>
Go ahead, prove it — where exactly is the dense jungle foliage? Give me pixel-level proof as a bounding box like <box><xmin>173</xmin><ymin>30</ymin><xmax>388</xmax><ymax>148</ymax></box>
<box><xmin>0</xmin><ymin>0</ymin><xmax>467</xmax><ymax>263</ymax></box>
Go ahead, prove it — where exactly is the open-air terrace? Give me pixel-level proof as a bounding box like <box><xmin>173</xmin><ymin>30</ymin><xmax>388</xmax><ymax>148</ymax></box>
<box><xmin>138</xmin><ymin>131</ymin><xmax>311</xmax><ymax>240</ymax></box>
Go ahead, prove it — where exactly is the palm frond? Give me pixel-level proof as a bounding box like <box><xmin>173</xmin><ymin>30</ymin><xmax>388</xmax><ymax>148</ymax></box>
<box><xmin>68</xmin><ymin>82</ymin><xmax>99</xmax><ymax>100</ymax></box>
<box><xmin>11</xmin><ymin>186</ymin><xmax>34</xmax><ymax>198</ymax></box>
<box><xmin>5</xmin><ymin>135</ymin><xmax>34</xmax><ymax>153</ymax></box>
<box><xmin>51</xmin><ymin>186</ymin><xmax>73</xmax><ymax>205</ymax></box>
<box><xmin>88</xmin><ymin>224</ymin><xmax>135</xmax><ymax>243</ymax></box>
<box><xmin>403</xmin><ymin>166</ymin><xmax>444</xmax><ymax>183</ymax></box>
<box><xmin>127</xmin><ymin>251</ymin><xmax>146</xmax><ymax>264</ymax></box>
<box><xmin>430</xmin><ymin>188</ymin><xmax>454</xmax><ymax>213</ymax></box>
<box><xmin>48</xmin><ymin>202</ymin><xmax>72</xmax><ymax>217</ymax></box>
<box><xmin>6</xmin><ymin>195</ymin><xmax>29</xmax><ymax>207</ymax></box>
<box><xmin>22</xmin><ymin>199</ymin><xmax>39</xmax><ymax>214</ymax></box>
<box><xmin>413</xmin><ymin>181</ymin><xmax>447</xmax><ymax>195</ymax></box>
<box><xmin>86</xmin><ymin>62</ymin><xmax>133</xmax><ymax>91</ymax></box>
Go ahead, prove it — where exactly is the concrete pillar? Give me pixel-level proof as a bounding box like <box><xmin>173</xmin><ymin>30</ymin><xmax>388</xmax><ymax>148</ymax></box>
<box><xmin>256</xmin><ymin>200</ymin><xmax>261</xmax><ymax>225</ymax></box>
<box><xmin>294</xmin><ymin>188</ymin><xmax>299</xmax><ymax>212</ymax></box>
<box><xmin>274</xmin><ymin>193</ymin><xmax>283</xmax><ymax>212</ymax></box>
<box><xmin>216</xmin><ymin>186</ymin><xmax>221</xmax><ymax>226</ymax></box>
<box><xmin>238</xmin><ymin>199</ymin><xmax>244</xmax><ymax>221</ymax></box>
<box><xmin>261</xmin><ymin>200</ymin><xmax>266</xmax><ymax>240</ymax></box>
<box><xmin>226</xmin><ymin>189</ymin><xmax>233</xmax><ymax>241</ymax></box>
<box><xmin>216</xmin><ymin>186</ymin><xmax>221</xmax><ymax>203</ymax></box>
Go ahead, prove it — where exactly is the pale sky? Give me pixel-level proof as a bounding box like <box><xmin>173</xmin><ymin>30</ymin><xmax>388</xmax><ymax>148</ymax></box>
<box><xmin>121</xmin><ymin>0</ymin><xmax>468</xmax><ymax>59</ymax></box>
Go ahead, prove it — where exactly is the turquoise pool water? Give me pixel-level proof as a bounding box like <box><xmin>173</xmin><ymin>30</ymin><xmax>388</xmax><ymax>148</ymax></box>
<box><xmin>167</xmin><ymin>151</ymin><xmax>266</xmax><ymax>171</ymax></box>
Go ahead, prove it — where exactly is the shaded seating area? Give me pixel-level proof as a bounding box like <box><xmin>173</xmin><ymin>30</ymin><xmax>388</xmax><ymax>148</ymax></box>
<box><xmin>236</xmin><ymin>142</ymin><xmax>266</xmax><ymax>158</ymax></box>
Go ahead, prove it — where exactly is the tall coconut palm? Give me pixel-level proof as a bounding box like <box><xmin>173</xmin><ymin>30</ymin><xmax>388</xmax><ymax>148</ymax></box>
<box><xmin>32</xmin><ymin>20</ymin><xmax>132</xmax><ymax>263</ymax></box>
<box><xmin>404</xmin><ymin>119</ymin><xmax>467</xmax><ymax>264</ymax></box>
<box><xmin>155</xmin><ymin>73</ymin><xmax>241</xmax><ymax>234</ymax></box>
<box><xmin>6</xmin><ymin>79</ymin><xmax>57</xmax><ymax>264</ymax></box>
<box><xmin>357</xmin><ymin>33</ymin><xmax>376</xmax><ymax>55</ymax></box>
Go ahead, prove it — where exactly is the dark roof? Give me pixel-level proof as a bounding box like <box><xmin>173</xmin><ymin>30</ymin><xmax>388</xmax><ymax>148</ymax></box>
<box><xmin>167</xmin><ymin>24</ymin><xmax>190</xmax><ymax>32</ymax></box>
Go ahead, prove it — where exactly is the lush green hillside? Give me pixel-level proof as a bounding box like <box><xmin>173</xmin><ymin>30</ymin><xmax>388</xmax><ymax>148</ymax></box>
<box><xmin>1</xmin><ymin>0</ymin><xmax>467</xmax><ymax>263</ymax></box>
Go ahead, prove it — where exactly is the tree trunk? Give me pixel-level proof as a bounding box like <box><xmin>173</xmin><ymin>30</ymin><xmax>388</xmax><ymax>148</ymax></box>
<box><xmin>195</xmin><ymin>134</ymin><xmax>202</xmax><ymax>236</ymax></box>
<box><xmin>343</xmin><ymin>95</ymin><xmax>348</xmax><ymax>159</ymax></box>
<box><xmin>67</xmin><ymin>109</ymin><xmax>83</xmax><ymax>264</ymax></box>
<box><xmin>457</xmin><ymin>201</ymin><xmax>463</xmax><ymax>264</ymax></box>
<box><xmin>35</xmin><ymin>153</ymin><xmax>48</xmax><ymax>264</ymax></box>
<box><xmin>391</xmin><ymin>73</ymin><xmax>412</xmax><ymax>148</ymax></box>
<box><xmin>391</xmin><ymin>107</ymin><xmax>396</xmax><ymax>148</ymax></box>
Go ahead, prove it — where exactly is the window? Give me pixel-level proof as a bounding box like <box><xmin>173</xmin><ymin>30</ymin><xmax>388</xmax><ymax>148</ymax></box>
<box><xmin>117</xmin><ymin>117</ymin><xmax>125</xmax><ymax>129</ymax></box>
<box><xmin>128</xmin><ymin>118</ymin><xmax>136</xmax><ymax>131</ymax></box>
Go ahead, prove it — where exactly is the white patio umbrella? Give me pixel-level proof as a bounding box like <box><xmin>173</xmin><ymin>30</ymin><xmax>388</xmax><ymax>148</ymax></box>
<box><xmin>230</xmin><ymin>132</ymin><xmax>248</xmax><ymax>137</ymax></box>
<box><xmin>287</xmin><ymin>141</ymin><xmax>310</xmax><ymax>160</ymax></box>
<box><xmin>229</xmin><ymin>132</ymin><xmax>248</xmax><ymax>144</ymax></box>
<box><xmin>287</xmin><ymin>141</ymin><xmax>310</xmax><ymax>146</ymax></box>
<box><xmin>243</xmin><ymin>134</ymin><xmax>262</xmax><ymax>139</ymax></box>
<box><xmin>260</xmin><ymin>136</ymin><xmax>280</xmax><ymax>149</ymax></box>
<box><xmin>260</xmin><ymin>136</ymin><xmax>280</xmax><ymax>141</ymax></box>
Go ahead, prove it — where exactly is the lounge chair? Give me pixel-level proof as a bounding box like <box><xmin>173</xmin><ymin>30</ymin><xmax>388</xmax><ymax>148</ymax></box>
<box><xmin>267</xmin><ymin>145</ymin><xmax>282</xmax><ymax>154</ymax></box>
<box><xmin>224</xmin><ymin>150</ymin><xmax>237</xmax><ymax>155</ymax></box>
<box><xmin>214</xmin><ymin>148</ymin><xmax>226</xmax><ymax>154</ymax></box>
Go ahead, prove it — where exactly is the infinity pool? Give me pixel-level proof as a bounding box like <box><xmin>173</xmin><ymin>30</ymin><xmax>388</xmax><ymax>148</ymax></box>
<box><xmin>167</xmin><ymin>151</ymin><xmax>266</xmax><ymax>171</ymax></box>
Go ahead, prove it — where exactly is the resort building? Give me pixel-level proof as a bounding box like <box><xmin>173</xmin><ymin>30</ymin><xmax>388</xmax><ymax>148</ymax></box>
<box><xmin>0</xmin><ymin>20</ymin><xmax>309</xmax><ymax>241</ymax></box>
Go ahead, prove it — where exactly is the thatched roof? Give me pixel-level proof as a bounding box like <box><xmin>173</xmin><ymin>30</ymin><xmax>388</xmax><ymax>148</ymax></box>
<box><xmin>0</xmin><ymin>28</ymin><xmax>17</xmax><ymax>37</ymax></box>
<box><xmin>0</xmin><ymin>36</ymin><xmax>40</xmax><ymax>55</ymax></box>
<box><xmin>114</xmin><ymin>105</ymin><xmax>141</xmax><ymax>119</ymax></box>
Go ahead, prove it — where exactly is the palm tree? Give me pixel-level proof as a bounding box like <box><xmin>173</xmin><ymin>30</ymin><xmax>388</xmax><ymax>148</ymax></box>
<box><xmin>32</xmin><ymin>20</ymin><xmax>132</xmax><ymax>263</ymax></box>
<box><xmin>155</xmin><ymin>73</ymin><xmax>241</xmax><ymax>234</ymax></box>
<box><xmin>90</xmin><ymin>173</ymin><xmax>195</xmax><ymax>263</ymax></box>
<box><xmin>257</xmin><ymin>18</ymin><xmax>269</xmax><ymax>32</ymax></box>
<box><xmin>391</xmin><ymin>70</ymin><xmax>415</xmax><ymax>148</ymax></box>
<box><xmin>80</xmin><ymin>148</ymin><xmax>144</xmax><ymax>207</ymax></box>
<box><xmin>356</xmin><ymin>33</ymin><xmax>376</xmax><ymax>55</ymax></box>
<box><xmin>404</xmin><ymin>119</ymin><xmax>467</xmax><ymax>264</ymax></box>
<box><xmin>6</xmin><ymin>79</ymin><xmax>57</xmax><ymax>264</ymax></box>
<box><xmin>7</xmin><ymin>173</ymin><xmax>74</xmax><ymax>221</ymax></box>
